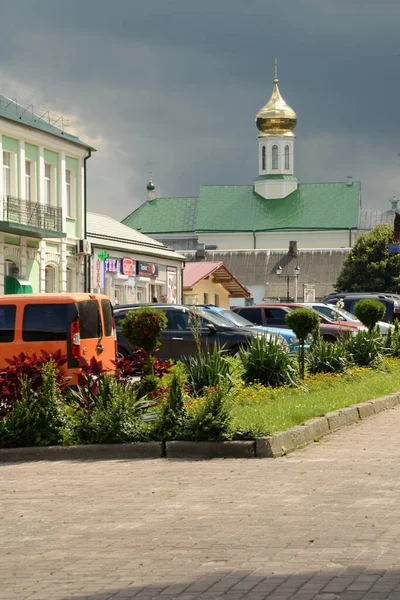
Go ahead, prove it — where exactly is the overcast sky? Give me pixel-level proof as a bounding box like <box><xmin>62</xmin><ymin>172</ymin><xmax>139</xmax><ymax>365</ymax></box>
<box><xmin>1</xmin><ymin>0</ymin><xmax>400</xmax><ymax>218</ymax></box>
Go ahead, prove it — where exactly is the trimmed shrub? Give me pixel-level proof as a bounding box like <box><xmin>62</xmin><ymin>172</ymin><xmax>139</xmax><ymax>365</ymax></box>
<box><xmin>239</xmin><ymin>336</ymin><xmax>298</xmax><ymax>388</ymax></box>
<box><xmin>354</xmin><ymin>299</ymin><xmax>386</xmax><ymax>331</ymax></box>
<box><xmin>285</xmin><ymin>308</ymin><xmax>320</xmax><ymax>379</ymax></box>
<box><xmin>120</xmin><ymin>308</ymin><xmax>167</xmax><ymax>375</ymax></box>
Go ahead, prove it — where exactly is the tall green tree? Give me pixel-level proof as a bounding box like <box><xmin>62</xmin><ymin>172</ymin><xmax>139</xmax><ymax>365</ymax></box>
<box><xmin>336</xmin><ymin>224</ymin><xmax>400</xmax><ymax>292</ymax></box>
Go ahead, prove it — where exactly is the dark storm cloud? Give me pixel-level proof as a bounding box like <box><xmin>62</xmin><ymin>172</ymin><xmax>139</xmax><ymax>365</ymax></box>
<box><xmin>1</xmin><ymin>0</ymin><xmax>400</xmax><ymax>217</ymax></box>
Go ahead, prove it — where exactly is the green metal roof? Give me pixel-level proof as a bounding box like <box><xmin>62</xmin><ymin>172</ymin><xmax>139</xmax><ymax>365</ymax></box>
<box><xmin>254</xmin><ymin>174</ymin><xmax>295</xmax><ymax>180</ymax></box>
<box><xmin>121</xmin><ymin>196</ymin><xmax>198</xmax><ymax>234</ymax></box>
<box><xmin>121</xmin><ymin>182</ymin><xmax>360</xmax><ymax>234</ymax></box>
<box><xmin>0</xmin><ymin>95</ymin><xmax>95</xmax><ymax>151</ymax></box>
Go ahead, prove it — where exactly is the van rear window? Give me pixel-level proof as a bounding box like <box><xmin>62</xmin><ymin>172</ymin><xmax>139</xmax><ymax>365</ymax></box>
<box><xmin>78</xmin><ymin>300</ymin><xmax>102</xmax><ymax>340</ymax></box>
<box><xmin>0</xmin><ymin>305</ymin><xmax>16</xmax><ymax>342</ymax></box>
<box><xmin>23</xmin><ymin>304</ymin><xmax>68</xmax><ymax>341</ymax></box>
<box><xmin>101</xmin><ymin>300</ymin><xmax>113</xmax><ymax>336</ymax></box>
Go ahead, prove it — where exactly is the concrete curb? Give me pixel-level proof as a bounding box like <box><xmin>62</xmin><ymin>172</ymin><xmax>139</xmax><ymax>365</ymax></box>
<box><xmin>0</xmin><ymin>442</ymin><xmax>163</xmax><ymax>462</ymax></box>
<box><xmin>166</xmin><ymin>441</ymin><xmax>255</xmax><ymax>459</ymax></box>
<box><xmin>1</xmin><ymin>392</ymin><xmax>400</xmax><ymax>462</ymax></box>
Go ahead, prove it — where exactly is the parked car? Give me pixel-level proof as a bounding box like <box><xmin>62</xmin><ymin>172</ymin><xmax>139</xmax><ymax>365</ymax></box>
<box><xmin>301</xmin><ymin>302</ymin><xmax>393</xmax><ymax>334</ymax></box>
<box><xmin>231</xmin><ymin>303</ymin><xmax>364</xmax><ymax>342</ymax></box>
<box><xmin>0</xmin><ymin>293</ymin><xmax>117</xmax><ymax>384</ymax></box>
<box><xmin>114</xmin><ymin>303</ymin><xmax>287</xmax><ymax>359</ymax></box>
<box><xmin>321</xmin><ymin>293</ymin><xmax>400</xmax><ymax>323</ymax></box>
<box><xmin>196</xmin><ymin>305</ymin><xmax>306</xmax><ymax>353</ymax></box>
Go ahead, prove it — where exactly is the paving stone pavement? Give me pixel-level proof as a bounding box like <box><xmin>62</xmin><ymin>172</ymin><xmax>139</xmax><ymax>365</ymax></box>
<box><xmin>3</xmin><ymin>408</ymin><xmax>400</xmax><ymax>600</ymax></box>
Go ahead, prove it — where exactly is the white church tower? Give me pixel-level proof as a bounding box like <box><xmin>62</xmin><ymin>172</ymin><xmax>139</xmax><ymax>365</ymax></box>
<box><xmin>254</xmin><ymin>59</ymin><xmax>298</xmax><ymax>200</ymax></box>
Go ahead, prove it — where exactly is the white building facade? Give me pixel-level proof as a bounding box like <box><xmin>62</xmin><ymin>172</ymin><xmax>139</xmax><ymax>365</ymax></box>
<box><xmin>0</xmin><ymin>96</ymin><xmax>94</xmax><ymax>295</ymax></box>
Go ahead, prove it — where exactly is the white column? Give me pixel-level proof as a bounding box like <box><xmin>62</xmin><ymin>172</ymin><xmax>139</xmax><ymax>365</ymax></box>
<box><xmin>39</xmin><ymin>240</ymin><xmax>46</xmax><ymax>292</ymax></box>
<box><xmin>38</xmin><ymin>146</ymin><xmax>44</xmax><ymax>205</ymax></box>
<box><xmin>20</xmin><ymin>238</ymin><xmax>27</xmax><ymax>279</ymax></box>
<box><xmin>60</xmin><ymin>241</ymin><xmax>67</xmax><ymax>292</ymax></box>
<box><xmin>78</xmin><ymin>158</ymin><xmax>85</xmax><ymax>239</ymax></box>
<box><xmin>59</xmin><ymin>152</ymin><xmax>66</xmax><ymax>233</ymax></box>
<box><xmin>19</xmin><ymin>140</ymin><xmax>25</xmax><ymax>200</ymax></box>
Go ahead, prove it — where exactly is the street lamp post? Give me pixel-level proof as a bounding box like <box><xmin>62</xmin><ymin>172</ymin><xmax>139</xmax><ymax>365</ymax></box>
<box><xmin>276</xmin><ymin>265</ymin><xmax>301</xmax><ymax>302</ymax></box>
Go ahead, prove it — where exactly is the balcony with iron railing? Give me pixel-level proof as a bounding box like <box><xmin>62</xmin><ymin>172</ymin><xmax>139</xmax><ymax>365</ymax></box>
<box><xmin>0</xmin><ymin>195</ymin><xmax>65</xmax><ymax>238</ymax></box>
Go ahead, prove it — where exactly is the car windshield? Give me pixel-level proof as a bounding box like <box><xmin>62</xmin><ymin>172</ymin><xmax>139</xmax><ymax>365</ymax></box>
<box><xmin>200</xmin><ymin>311</ymin><xmax>234</xmax><ymax>327</ymax></box>
<box><xmin>219</xmin><ymin>309</ymin><xmax>254</xmax><ymax>327</ymax></box>
<box><xmin>315</xmin><ymin>305</ymin><xmax>360</xmax><ymax>322</ymax></box>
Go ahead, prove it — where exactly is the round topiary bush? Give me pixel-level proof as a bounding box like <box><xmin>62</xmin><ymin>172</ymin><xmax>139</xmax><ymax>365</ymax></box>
<box><xmin>353</xmin><ymin>299</ymin><xmax>386</xmax><ymax>332</ymax></box>
<box><xmin>121</xmin><ymin>307</ymin><xmax>167</xmax><ymax>375</ymax></box>
<box><xmin>285</xmin><ymin>308</ymin><xmax>320</xmax><ymax>379</ymax></box>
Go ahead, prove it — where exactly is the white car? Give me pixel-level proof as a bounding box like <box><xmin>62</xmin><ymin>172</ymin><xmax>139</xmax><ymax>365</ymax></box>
<box><xmin>301</xmin><ymin>302</ymin><xmax>393</xmax><ymax>334</ymax></box>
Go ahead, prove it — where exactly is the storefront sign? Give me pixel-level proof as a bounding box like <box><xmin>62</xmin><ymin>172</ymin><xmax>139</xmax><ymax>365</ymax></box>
<box><xmin>121</xmin><ymin>257</ymin><xmax>135</xmax><ymax>277</ymax></box>
<box><xmin>105</xmin><ymin>258</ymin><xmax>121</xmax><ymax>272</ymax></box>
<box><xmin>136</xmin><ymin>261</ymin><xmax>159</xmax><ymax>277</ymax></box>
<box><xmin>93</xmin><ymin>256</ymin><xmax>105</xmax><ymax>290</ymax></box>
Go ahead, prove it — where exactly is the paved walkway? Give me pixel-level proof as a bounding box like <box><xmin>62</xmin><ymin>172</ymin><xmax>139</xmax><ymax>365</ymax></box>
<box><xmin>2</xmin><ymin>408</ymin><xmax>400</xmax><ymax>600</ymax></box>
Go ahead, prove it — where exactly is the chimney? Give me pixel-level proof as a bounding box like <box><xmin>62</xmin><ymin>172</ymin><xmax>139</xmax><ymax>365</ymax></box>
<box><xmin>288</xmin><ymin>240</ymin><xmax>298</xmax><ymax>256</ymax></box>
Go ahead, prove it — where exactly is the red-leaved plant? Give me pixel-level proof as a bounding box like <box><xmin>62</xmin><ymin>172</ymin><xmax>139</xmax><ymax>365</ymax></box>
<box><xmin>112</xmin><ymin>348</ymin><xmax>172</xmax><ymax>382</ymax></box>
<box><xmin>0</xmin><ymin>350</ymin><xmax>69</xmax><ymax>418</ymax></box>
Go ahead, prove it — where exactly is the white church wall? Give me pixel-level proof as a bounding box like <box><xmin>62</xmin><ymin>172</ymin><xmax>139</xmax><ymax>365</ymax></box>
<box><xmin>198</xmin><ymin>230</ymin><xmax>353</xmax><ymax>251</ymax></box>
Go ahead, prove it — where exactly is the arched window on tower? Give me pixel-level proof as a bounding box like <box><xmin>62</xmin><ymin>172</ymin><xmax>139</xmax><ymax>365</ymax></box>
<box><xmin>272</xmin><ymin>145</ymin><xmax>278</xmax><ymax>170</ymax></box>
<box><xmin>261</xmin><ymin>145</ymin><xmax>266</xmax><ymax>171</ymax></box>
<box><xmin>284</xmin><ymin>145</ymin><xmax>290</xmax><ymax>170</ymax></box>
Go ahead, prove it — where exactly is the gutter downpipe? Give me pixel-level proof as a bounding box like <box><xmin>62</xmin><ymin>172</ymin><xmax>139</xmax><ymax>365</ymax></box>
<box><xmin>253</xmin><ymin>231</ymin><xmax>256</xmax><ymax>249</ymax></box>
<box><xmin>83</xmin><ymin>149</ymin><xmax>92</xmax><ymax>292</ymax></box>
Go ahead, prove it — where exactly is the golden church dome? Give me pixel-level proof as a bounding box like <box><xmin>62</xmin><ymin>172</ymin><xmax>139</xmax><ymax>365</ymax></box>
<box><xmin>256</xmin><ymin>71</ymin><xmax>297</xmax><ymax>137</ymax></box>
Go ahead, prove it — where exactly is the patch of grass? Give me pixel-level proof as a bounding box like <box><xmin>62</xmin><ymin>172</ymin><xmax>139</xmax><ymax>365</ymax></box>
<box><xmin>230</xmin><ymin>358</ymin><xmax>400</xmax><ymax>439</ymax></box>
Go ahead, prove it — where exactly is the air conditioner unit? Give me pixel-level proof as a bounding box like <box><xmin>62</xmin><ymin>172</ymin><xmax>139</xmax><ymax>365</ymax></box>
<box><xmin>77</xmin><ymin>239</ymin><xmax>92</xmax><ymax>255</ymax></box>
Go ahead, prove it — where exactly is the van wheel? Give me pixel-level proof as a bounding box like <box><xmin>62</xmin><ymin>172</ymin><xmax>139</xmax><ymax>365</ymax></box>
<box><xmin>117</xmin><ymin>346</ymin><xmax>130</xmax><ymax>359</ymax></box>
<box><xmin>322</xmin><ymin>336</ymin><xmax>336</xmax><ymax>343</ymax></box>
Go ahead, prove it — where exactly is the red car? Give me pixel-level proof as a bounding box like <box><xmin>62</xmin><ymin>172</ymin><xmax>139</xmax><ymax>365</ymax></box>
<box><xmin>231</xmin><ymin>303</ymin><xmax>366</xmax><ymax>342</ymax></box>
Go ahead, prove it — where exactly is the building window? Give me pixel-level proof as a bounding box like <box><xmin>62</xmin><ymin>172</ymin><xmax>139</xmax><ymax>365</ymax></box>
<box><xmin>66</xmin><ymin>169</ymin><xmax>74</xmax><ymax>217</ymax></box>
<box><xmin>204</xmin><ymin>292</ymin><xmax>209</xmax><ymax>304</ymax></box>
<box><xmin>44</xmin><ymin>164</ymin><xmax>53</xmax><ymax>205</ymax></box>
<box><xmin>261</xmin><ymin>145</ymin><xmax>266</xmax><ymax>171</ymax></box>
<box><xmin>45</xmin><ymin>266</ymin><xmax>57</xmax><ymax>293</ymax></box>
<box><xmin>25</xmin><ymin>161</ymin><xmax>32</xmax><ymax>202</ymax></box>
<box><xmin>3</xmin><ymin>152</ymin><xmax>11</xmax><ymax>197</ymax></box>
<box><xmin>214</xmin><ymin>293</ymin><xmax>220</xmax><ymax>307</ymax></box>
<box><xmin>284</xmin><ymin>145</ymin><xmax>290</xmax><ymax>170</ymax></box>
<box><xmin>272</xmin><ymin>145</ymin><xmax>279</xmax><ymax>170</ymax></box>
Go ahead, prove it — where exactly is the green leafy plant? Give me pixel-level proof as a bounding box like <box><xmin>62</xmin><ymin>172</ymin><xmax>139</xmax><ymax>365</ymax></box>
<box><xmin>307</xmin><ymin>338</ymin><xmax>349</xmax><ymax>374</ymax></box>
<box><xmin>0</xmin><ymin>362</ymin><xmax>66</xmax><ymax>448</ymax></box>
<box><xmin>153</xmin><ymin>374</ymin><xmax>189</xmax><ymax>441</ymax></box>
<box><xmin>344</xmin><ymin>329</ymin><xmax>384</xmax><ymax>367</ymax></box>
<box><xmin>353</xmin><ymin>299</ymin><xmax>386</xmax><ymax>332</ymax></box>
<box><xmin>239</xmin><ymin>336</ymin><xmax>298</xmax><ymax>388</ymax></box>
<box><xmin>120</xmin><ymin>308</ymin><xmax>167</xmax><ymax>375</ymax></box>
<box><xmin>184</xmin><ymin>383</ymin><xmax>231</xmax><ymax>441</ymax></box>
<box><xmin>64</xmin><ymin>374</ymin><xmax>155</xmax><ymax>445</ymax></box>
<box><xmin>182</xmin><ymin>345</ymin><xmax>234</xmax><ymax>397</ymax></box>
<box><xmin>188</xmin><ymin>301</ymin><xmax>204</xmax><ymax>356</ymax></box>
<box><xmin>285</xmin><ymin>308</ymin><xmax>320</xmax><ymax>379</ymax></box>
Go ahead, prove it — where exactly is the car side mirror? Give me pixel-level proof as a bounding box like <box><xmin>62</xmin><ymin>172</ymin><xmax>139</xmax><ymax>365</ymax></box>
<box><xmin>206</xmin><ymin>323</ymin><xmax>217</xmax><ymax>334</ymax></box>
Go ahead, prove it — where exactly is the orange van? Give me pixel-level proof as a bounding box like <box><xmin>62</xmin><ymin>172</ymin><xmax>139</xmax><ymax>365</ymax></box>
<box><xmin>0</xmin><ymin>293</ymin><xmax>117</xmax><ymax>384</ymax></box>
